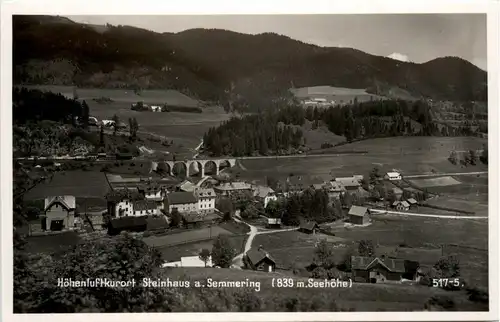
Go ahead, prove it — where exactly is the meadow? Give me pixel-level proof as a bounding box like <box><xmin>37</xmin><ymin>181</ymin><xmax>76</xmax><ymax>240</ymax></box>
<box><xmin>164</xmin><ymin>267</ymin><xmax>487</xmax><ymax>311</ymax></box>
<box><xmin>253</xmin><ymin>214</ymin><xmax>488</xmax><ymax>289</ymax></box>
<box><xmin>236</xmin><ymin>136</ymin><xmax>488</xmax><ymax>185</ymax></box>
<box><xmin>23</xmin><ymin>170</ymin><xmax>111</xmax><ymax>200</ymax></box>
<box><xmin>21</xmin><ymin>85</ymin><xmax>231</xmax><ymax>152</ymax></box>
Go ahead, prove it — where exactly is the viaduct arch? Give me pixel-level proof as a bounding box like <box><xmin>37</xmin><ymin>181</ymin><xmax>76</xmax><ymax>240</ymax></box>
<box><xmin>151</xmin><ymin>158</ymin><xmax>237</xmax><ymax>177</ymax></box>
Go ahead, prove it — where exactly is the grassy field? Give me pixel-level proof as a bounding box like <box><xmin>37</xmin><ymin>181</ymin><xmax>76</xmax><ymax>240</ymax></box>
<box><xmin>237</xmin><ymin>137</ymin><xmax>488</xmax><ymax>185</ymax></box>
<box><xmin>23</xmin><ymin>231</ymin><xmax>81</xmax><ymax>254</ymax></box>
<box><xmin>164</xmin><ymin>267</ymin><xmax>487</xmax><ymax>311</ymax></box>
<box><xmin>19</xmin><ymin>85</ymin><xmax>201</xmax><ymax>106</ymax></box>
<box><xmin>328</xmin><ymin>137</ymin><xmax>487</xmax><ymax>156</ymax></box>
<box><xmin>253</xmin><ymin>214</ymin><xmax>488</xmax><ymax>289</ymax></box>
<box><xmin>22</xmin><ymin>85</ymin><xmax>231</xmax><ymax>153</ymax></box>
<box><xmin>23</xmin><ymin>170</ymin><xmax>111</xmax><ymax>200</ymax></box>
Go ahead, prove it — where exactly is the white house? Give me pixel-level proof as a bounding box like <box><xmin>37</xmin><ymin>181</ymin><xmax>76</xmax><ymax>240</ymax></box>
<box><xmin>253</xmin><ymin>185</ymin><xmax>278</xmax><ymax>208</ymax></box>
<box><xmin>166</xmin><ymin>192</ymin><xmax>199</xmax><ymax>213</ymax></box>
<box><xmin>133</xmin><ymin>200</ymin><xmax>162</xmax><ymax>217</ymax></box>
<box><xmin>162</xmin><ymin>255</ymin><xmax>213</xmax><ymax>268</ymax></box>
<box><xmin>196</xmin><ymin>188</ymin><xmax>216</xmax><ymax>213</ymax></box>
<box><xmin>151</xmin><ymin>105</ymin><xmax>162</xmax><ymax>112</ymax></box>
<box><xmin>42</xmin><ymin>196</ymin><xmax>76</xmax><ymax>231</ymax></box>
<box><xmin>101</xmin><ymin>120</ymin><xmax>115</xmax><ymax>127</ymax></box>
<box><xmin>385</xmin><ymin>172</ymin><xmax>402</xmax><ymax>181</ymax></box>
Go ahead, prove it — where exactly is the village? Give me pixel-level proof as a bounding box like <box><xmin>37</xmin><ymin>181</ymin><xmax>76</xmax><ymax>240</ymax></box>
<box><xmin>24</xmin><ymin>160</ymin><xmax>446</xmax><ymax>286</ymax></box>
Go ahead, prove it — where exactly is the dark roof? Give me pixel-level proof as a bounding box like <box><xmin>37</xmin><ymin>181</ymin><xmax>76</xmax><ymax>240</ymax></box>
<box><xmin>133</xmin><ymin>200</ymin><xmax>157</xmax><ymax>211</ymax></box>
<box><xmin>167</xmin><ymin>192</ymin><xmax>198</xmax><ymax>205</ymax></box>
<box><xmin>299</xmin><ymin>221</ymin><xmax>318</xmax><ymax>231</ymax></box>
<box><xmin>246</xmin><ymin>247</ymin><xmax>275</xmax><ymax>266</ymax></box>
<box><xmin>182</xmin><ymin>212</ymin><xmax>220</xmax><ymax>223</ymax></box>
<box><xmin>407</xmin><ymin>198</ymin><xmax>418</xmax><ymax>204</ymax></box>
<box><xmin>106</xmin><ymin>191</ymin><xmax>143</xmax><ymax>202</ymax></box>
<box><xmin>146</xmin><ymin>216</ymin><xmax>169</xmax><ymax>230</ymax></box>
<box><xmin>348</xmin><ymin>205</ymin><xmax>368</xmax><ymax>217</ymax></box>
<box><xmin>351</xmin><ymin>256</ymin><xmax>405</xmax><ymax>273</ymax></box>
<box><xmin>110</xmin><ymin>216</ymin><xmax>147</xmax><ymax>229</ymax></box>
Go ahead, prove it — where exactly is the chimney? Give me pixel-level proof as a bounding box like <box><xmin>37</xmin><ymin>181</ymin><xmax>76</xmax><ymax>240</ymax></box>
<box><xmin>258</xmin><ymin>245</ymin><xmax>263</xmax><ymax>251</ymax></box>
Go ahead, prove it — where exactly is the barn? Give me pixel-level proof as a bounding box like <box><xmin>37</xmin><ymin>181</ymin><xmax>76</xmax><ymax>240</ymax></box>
<box><xmin>348</xmin><ymin>205</ymin><xmax>370</xmax><ymax>225</ymax></box>
<box><xmin>351</xmin><ymin>255</ymin><xmax>405</xmax><ymax>283</ymax></box>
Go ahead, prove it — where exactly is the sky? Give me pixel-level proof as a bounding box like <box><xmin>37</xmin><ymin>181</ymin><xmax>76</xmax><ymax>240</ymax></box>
<box><xmin>66</xmin><ymin>14</ymin><xmax>487</xmax><ymax>70</ymax></box>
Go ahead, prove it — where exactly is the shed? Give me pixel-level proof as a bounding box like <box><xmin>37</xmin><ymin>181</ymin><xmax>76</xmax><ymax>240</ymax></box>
<box><xmin>385</xmin><ymin>172</ymin><xmax>402</xmax><ymax>181</ymax></box>
<box><xmin>244</xmin><ymin>246</ymin><xmax>276</xmax><ymax>272</ymax></box>
<box><xmin>348</xmin><ymin>205</ymin><xmax>370</xmax><ymax>225</ymax></box>
<box><xmin>407</xmin><ymin>198</ymin><xmax>418</xmax><ymax>207</ymax></box>
<box><xmin>108</xmin><ymin>216</ymin><xmax>147</xmax><ymax>235</ymax></box>
<box><xmin>298</xmin><ymin>221</ymin><xmax>319</xmax><ymax>234</ymax></box>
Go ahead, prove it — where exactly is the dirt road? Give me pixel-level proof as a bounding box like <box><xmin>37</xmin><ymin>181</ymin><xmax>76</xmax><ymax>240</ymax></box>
<box><xmin>369</xmin><ymin>209</ymin><xmax>488</xmax><ymax>219</ymax></box>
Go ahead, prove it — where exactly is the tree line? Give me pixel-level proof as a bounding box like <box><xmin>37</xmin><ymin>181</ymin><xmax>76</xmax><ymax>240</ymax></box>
<box><xmin>203</xmin><ymin>114</ymin><xmax>304</xmax><ymax>157</ymax></box>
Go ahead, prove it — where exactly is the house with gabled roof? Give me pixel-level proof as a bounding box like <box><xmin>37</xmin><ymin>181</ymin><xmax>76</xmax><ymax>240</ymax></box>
<box><xmin>298</xmin><ymin>221</ymin><xmax>319</xmax><ymax>234</ymax></box>
<box><xmin>253</xmin><ymin>185</ymin><xmax>278</xmax><ymax>208</ymax></box>
<box><xmin>166</xmin><ymin>191</ymin><xmax>199</xmax><ymax>213</ymax></box>
<box><xmin>244</xmin><ymin>246</ymin><xmax>276</xmax><ymax>272</ymax></box>
<box><xmin>351</xmin><ymin>255</ymin><xmax>406</xmax><ymax>283</ymax></box>
<box><xmin>392</xmin><ymin>200</ymin><xmax>410</xmax><ymax>211</ymax></box>
<box><xmin>42</xmin><ymin>196</ymin><xmax>76</xmax><ymax>231</ymax></box>
<box><xmin>133</xmin><ymin>200</ymin><xmax>161</xmax><ymax>216</ymax></box>
<box><xmin>348</xmin><ymin>205</ymin><xmax>370</xmax><ymax>225</ymax></box>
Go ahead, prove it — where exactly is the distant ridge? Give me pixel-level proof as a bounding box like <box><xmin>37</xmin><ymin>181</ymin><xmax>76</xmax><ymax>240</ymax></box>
<box><xmin>13</xmin><ymin>15</ymin><xmax>487</xmax><ymax>102</ymax></box>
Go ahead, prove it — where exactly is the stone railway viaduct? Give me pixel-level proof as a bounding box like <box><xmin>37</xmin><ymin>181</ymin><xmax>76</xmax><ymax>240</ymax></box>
<box><xmin>151</xmin><ymin>159</ymin><xmax>237</xmax><ymax>177</ymax></box>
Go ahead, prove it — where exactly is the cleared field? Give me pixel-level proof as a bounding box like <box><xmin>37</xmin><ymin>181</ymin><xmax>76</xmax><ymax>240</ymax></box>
<box><xmin>253</xmin><ymin>215</ymin><xmax>488</xmax><ymax>288</ymax></box>
<box><xmin>326</xmin><ymin>137</ymin><xmax>487</xmax><ymax>157</ymax></box>
<box><xmin>237</xmin><ymin>137</ymin><xmax>488</xmax><ymax>185</ymax></box>
<box><xmin>143</xmin><ymin>226</ymin><xmax>234</xmax><ymax>248</ymax></box>
<box><xmin>20</xmin><ymin>85</ymin><xmax>200</xmax><ymax>106</ymax></box>
<box><xmin>164</xmin><ymin>267</ymin><xmax>487</xmax><ymax>311</ymax></box>
<box><xmin>424</xmin><ymin>196</ymin><xmax>488</xmax><ymax>216</ymax></box>
<box><xmin>410</xmin><ymin>176</ymin><xmax>462</xmax><ymax>188</ymax></box>
<box><xmin>291</xmin><ymin>86</ymin><xmax>386</xmax><ymax>104</ymax></box>
<box><xmin>23</xmin><ymin>170</ymin><xmax>111</xmax><ymax>200</ymax></box>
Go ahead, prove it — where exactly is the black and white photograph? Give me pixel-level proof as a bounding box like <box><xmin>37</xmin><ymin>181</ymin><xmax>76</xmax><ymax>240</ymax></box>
<box><xmin>1</xmin><ymin>0</ymin><xmax>499</xmax><ymax>320</ymax></box>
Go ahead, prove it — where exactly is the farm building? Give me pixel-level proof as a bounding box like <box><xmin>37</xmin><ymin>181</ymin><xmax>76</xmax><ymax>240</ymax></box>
<box><xmin>106</xmin><ymin>191</ymin><xmax>144</xmax><ymax>218</ymax></box>
<box><xmin>253</xmin><ymin>185</ymin><xmax>278</xmax><ymax>208</ymax></box>
<box><xmin>299</xmin><ymin>221</ymin><xmax>319</xmax><ymax>234</ymax></box>
<box><xmin>196</xmin><ymin>188</ymin><xmax>216</xmax><ymax>213</ymax></box>
<box><xmin>244</xmin><ymin>246</ymin><xmax>276</xmax><ymax>273</ymax></box>
<box><xmin>351</xmin><ymin>255</ymin><xmax>405</xmax><ymax>283</ymax></box>
<box><xmin>348</xmin><ymin>205</ymin><xmax>370</xmax><ymax>225</ymax></box>
<box><xmin>385</xmin><ymin>172</ymin><xmax>402</xmax><ymax>181</ymax></box>
<box><xmin>407</xmin><ymin>198</ymin><xmax>418</xmax><ymax>208</ymax></box>
<box><xmin>41</xmin><ymin>196</ymin><xmax>76</xmax><ymax>231</ymax></box>
<box><xmin>392</xmin><ymin>200</ymin><xmax>410</xmax><ymax>211</ymax></box>
<box><xmin>326</xmin><ymin>181</ymin><xmax>346</xmax><ymax>199</ymax></box>
<box><xmin>181</xmin><ymin>212</ymin><xmax>220</xmax><ymax>228</ymax></box>
<box><xmin>267</xmin><ymin>217</ymin><xmax>282</xmax><ymax>229</ymax></box>
<box><xmin>145</xmin><ymin>216</ymin><xmax>170</xmax><ymax>232</ymax></box>
<box><xmin>166</xmin><ymin>192</ymin><xmax>199</xmax><ymax>213</ymax></box>
<box><xmin>176</xmin><ymin>180</ymin><xmax>197</xmax><ymax>192</ymax></box>
<box><xmin>334</xmin><ymin>177</ymin><xmax>360</xmax><ymax>192</ymax></box>
<box><xmin>214</xmin><ymin>182</ymin><xmax>253</xmax><ymax>196</ymax></box>
<box><xmin>108</xmin><ymin>216</ymin><xmax>147</xmax><ymax>235</ymax></box>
